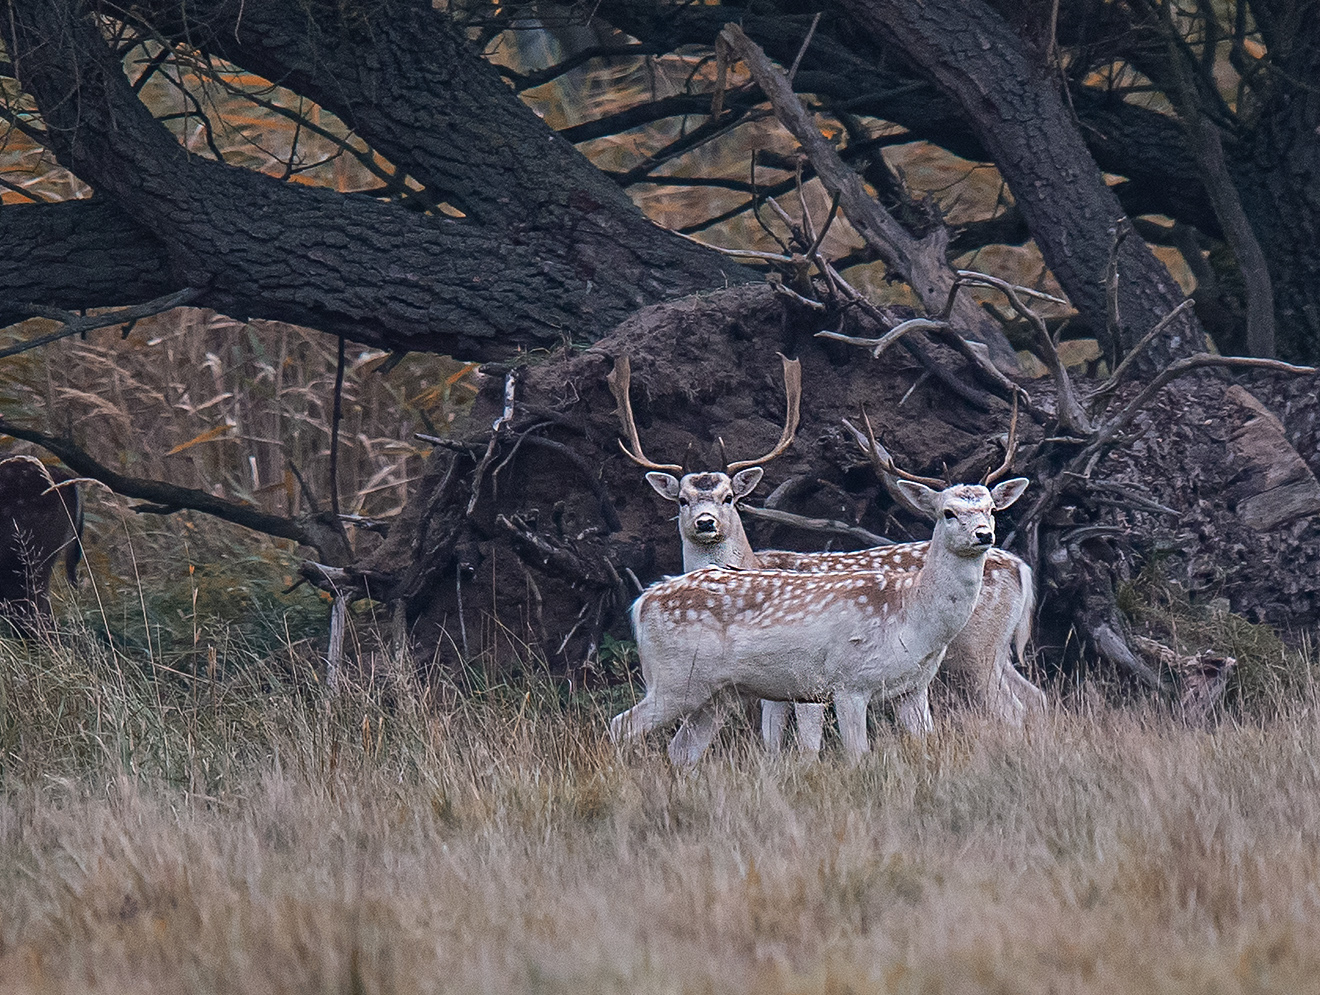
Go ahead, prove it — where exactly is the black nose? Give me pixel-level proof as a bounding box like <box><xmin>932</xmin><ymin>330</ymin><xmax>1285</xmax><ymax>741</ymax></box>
<box><xmin>974</xmin><ymin>529</ymin><xmax>993</xmax><ymax>545</ymax></box>
<box><xmin>695</xmin><ymin>517</ymin><xmax>718</xmax><ymax>534</ymax></box>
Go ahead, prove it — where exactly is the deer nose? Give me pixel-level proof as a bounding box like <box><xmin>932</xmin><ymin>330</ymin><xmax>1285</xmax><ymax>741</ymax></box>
<box><xmin>974</xmin><ymin>528</ymin><xmax>994</xmax><ymax>546</ymax></box>
<box><xmin>694</xmin><ymin>515</ymin><xmax>718</xmax><ymax>534</ymax></box>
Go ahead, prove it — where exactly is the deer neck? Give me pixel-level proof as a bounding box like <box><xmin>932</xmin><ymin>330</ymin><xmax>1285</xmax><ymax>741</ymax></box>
<box><xmin>908</xmin><ymin>537</ymin><xmax>988</xmax><ymax>644</ymax></box>
<box><xmin>681</xmin><ymin>514</ymin><xmax>757</xmax><ymax>571</ymax></box>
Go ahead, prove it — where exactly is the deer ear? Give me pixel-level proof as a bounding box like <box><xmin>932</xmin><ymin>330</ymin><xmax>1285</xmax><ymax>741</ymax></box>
<box><xmin>990</xmin><ymin>477</ymin><xmax>1030</xmax><ymax>510</ymax></box>
<box><xmin>730</xmin><ymin>467</ymin><xmax>764</xmax><ymax>501</ymax></box>
<box><xmin>645</xmin><ymin>472</ymin><xmax>682</xmax><ymax>501</ymax></box>
<box><xmin>894</xmin><ymin>479</ymin><xmax>941</xmax><ymax>518</ymax></box>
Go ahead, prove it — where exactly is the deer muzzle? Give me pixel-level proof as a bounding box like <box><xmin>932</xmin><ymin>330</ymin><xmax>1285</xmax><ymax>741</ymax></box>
<box><xmin>693</xmin><ymin>515</ymin><xmax>720</xmax><ymax>537</ymax></box>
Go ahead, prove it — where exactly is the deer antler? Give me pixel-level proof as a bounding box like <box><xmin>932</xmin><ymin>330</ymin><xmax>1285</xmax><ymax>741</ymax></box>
<box><xmin>982</xmin><ymin>392</ymin><xmax>1019</xmax><ymax>485</ymax></box>
<box><xmin>726</xmin><ymin>354</ymin><xmax>802</xmax><ymax>472</ymax></box>
<box><xmin>606</xmin><ymin>356</ymin><xmax>684</xmax><ymax>474</ymax></box>
<box><xmin>843</xmin><ymin>407</ymin><xmax>946</xmax><ymax>488</ymax></box>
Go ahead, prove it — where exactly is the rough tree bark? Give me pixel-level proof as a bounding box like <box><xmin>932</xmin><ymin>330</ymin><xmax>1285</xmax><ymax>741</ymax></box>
<box><xmin>0</xmin><ymin>0</ymin><xmax>752</xmax><ymax>357</ymax></box>
<box><xmin>835</xmin><ymin>0</ymin><xmax>1202</xmax><ymax>372</ymax></box>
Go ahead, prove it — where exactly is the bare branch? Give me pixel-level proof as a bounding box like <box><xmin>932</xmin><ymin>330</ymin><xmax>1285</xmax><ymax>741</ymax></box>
<box><xmin>949</xmin><ymin>270</ymin><xmax>1092</xmax><ymax>434</ymax></box>
<box><xmin>0</xmin><ymin>417</ymin><xmax>352</xmax><ymax>563</ymax></box>
<box><xmin>718</xmin><ymin>23</ymin><xmax>1017</xmax><ymax>368</ymax></box>
<box><xmin>786</xmin><ymin>12</ymin><xmax>822</xmax><ymax>86</ymax></box>
<box><xmin>0</xmin><ymin>287</ymin><xmax>200</xmax><ymax>357</ymax></box>
<box><xmin>1090</xmin><ymin>298</ymin><xmax>1196</xmax><ymax>406</ymax></box>
<box><xmin>1085</xmin><ymin>354</ymin><xmax>1316</xmax><ymax>462</ymax></box>
<box><xmin>816</xmin><ymin>317</ymin><xmax>945</xmax><ymax>358</ymax></box>
<box><xmin>740</xmin><ymin>503</ymin><xmax>890</xmax><ymax>547</ymax></box>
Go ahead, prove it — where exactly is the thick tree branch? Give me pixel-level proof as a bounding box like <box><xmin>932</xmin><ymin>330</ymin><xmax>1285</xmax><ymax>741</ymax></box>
<box><xmin>831</xmin><ymin>0</ymin><xmax>1207</xmax><ymax>373</ymax></box>
<box><xmin>0</xmin><ymin>418</ymin><xmax>352</xmax><ymax>563</ymax></box>
<box><xmin>0</xmin><ymin>1</ymin><xmax>750</xmax><ymax>359</ymax></box>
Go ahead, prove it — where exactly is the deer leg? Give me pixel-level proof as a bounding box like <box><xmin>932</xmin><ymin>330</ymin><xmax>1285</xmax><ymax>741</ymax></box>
<box><xmin>610</xmin><ymin>692</ymin><xmax>687</xmax><ymax>744</ymax></box>
<box><xmin>833</xmin><ymin>693</ymin><xmax>871</xmax><ymax>761</ymax></box>
<box><xmin>793</xmin><ymin>702</ymin><xmax>826</xmax><ymax>756</ymax></box>
<box><xmin>672</xmin><ymin>704</ymin><xmax>728</xmax><ymax>763</ymax></box>
<box><xmin>668</xmin><ymin>701</ymin><xmax>722</xmax><ymax>768</ymax></box>
<box><xmin>894</xmin><ymin>685</ymin><xmax>934</xmax><ymax>736</ymax></box>
<box><xmin>1003</xmin><ymin>664</ymin><xmax>1047</xmax><ymax>714</ymax></box>
<box><xmin>760</xmin><ymin>700</ymin><xmax>791</xmax><ymax>752</ymax></box>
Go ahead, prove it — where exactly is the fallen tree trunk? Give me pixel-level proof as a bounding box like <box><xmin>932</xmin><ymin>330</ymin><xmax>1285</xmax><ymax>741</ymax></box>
<box><xmin>350</xmin><ymin>284</ymin><xmax>1320</xmax><ymax>691</ymax></box>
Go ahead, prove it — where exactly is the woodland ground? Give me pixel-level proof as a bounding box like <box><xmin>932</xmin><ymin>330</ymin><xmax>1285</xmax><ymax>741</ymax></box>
<box><xmin>0</xmin><ymin>316</ymin><xmax>1317</xmax><ymax>994</ymax></box>
<box><xmin>1</xmin><ymin>605</ymin><xmax>1319</xmax><ymax>995</ymax></box>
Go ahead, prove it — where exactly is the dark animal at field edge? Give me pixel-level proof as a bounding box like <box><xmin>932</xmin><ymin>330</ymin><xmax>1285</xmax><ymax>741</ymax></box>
<box><xmin>0</xmin><ymin>455</ymin><xmax>83</xmax><ymax>634</ymax></box>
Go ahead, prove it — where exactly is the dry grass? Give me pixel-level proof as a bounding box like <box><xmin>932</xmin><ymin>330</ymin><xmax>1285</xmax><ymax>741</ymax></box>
<box><xmin>2</xmin><ymin>616</ymin><xmax>1320</xmax><ymax>994</ymax></box>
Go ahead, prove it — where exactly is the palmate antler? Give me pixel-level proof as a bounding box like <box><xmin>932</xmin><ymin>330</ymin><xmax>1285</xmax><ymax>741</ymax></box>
<box><xmin>606</xmin><ymin>355</ymin><xmax>684</xmax><ymax>474</ymax></box>
<box><xmin>607</xmin><ymin>354</ymin><xmax>802</xmax><ymax>475</ymax></box>
<box><xmin>726</xmin><ymin>354</ymin><xmax>802</xmax><ymax>472</ymax></box>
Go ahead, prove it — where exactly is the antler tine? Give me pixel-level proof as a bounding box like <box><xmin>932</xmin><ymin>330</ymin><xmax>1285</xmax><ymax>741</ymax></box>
<box><xmin>726</xmin><ymin>354</ymin><xmax>802</xmax><ymax>472</ymax></box>
<box><xmin>606</xmin><ymin>356</ymin><xmax>684</xmax><ymax>474</ymax></box>
<box><xmin>844</xmin><ymin>407</ymin><xmax>946</xmax><ymax>488</ymax></box>
<box><xmin>982</xmin><ymin>392</ymin><xmax>1020</xmax><ymax>485</ymax></box>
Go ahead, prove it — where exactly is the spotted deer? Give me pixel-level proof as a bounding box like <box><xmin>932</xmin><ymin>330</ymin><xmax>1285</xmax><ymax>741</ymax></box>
<box><xmin>0</xmin><ymin>455</ymin><xmax>84</xmax><ymax>633</ymax></box>
<box><xmin>608</xmin><ymin>357</ymin><xmax>1042</xmax><ymax>759</ymax></box>
<box><xmin>753</xmin><ymin>405</ymin><xmax>1047</xmax><ymax>744</ymax></box>
<box><xmin>607</xmin><ymin>354</ymin><xmax>829</xmax><ymax>752</ymax></box>
<box><xmin>611</xmin><ymin>477</ymin><xmax>1030</xmax><ymax>765</ymax></box>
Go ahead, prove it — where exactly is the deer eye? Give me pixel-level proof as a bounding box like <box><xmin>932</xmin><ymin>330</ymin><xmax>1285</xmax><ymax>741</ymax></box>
<box><xmin>942</xmin><ymin>509</ymin><xmax>957</xmax><ymax>520</ymax></box>
<box><xmin>723</xmin><ymin>495</ymin><xmax>734</xmax><ymax>504</ymax></box>
<box><xmin>678</xmin><ymin>498</ymin><xmax>689</xmax><ymax>507</ymax></box>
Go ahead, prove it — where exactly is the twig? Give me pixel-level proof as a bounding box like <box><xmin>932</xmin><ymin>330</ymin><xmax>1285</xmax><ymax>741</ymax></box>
<box><xmin>740</xmin><ymin>504</ymin><xmax>891</xmax><ymax>546</ymax></box>
<box><xmin>786</xmin><ymin>12</ymin><xmax>822</xmax><ymax>86</ymax></box>
<box><xmin>329</xmin><ymin>334</ymin><xmax>346</xmax><ymax>522</ymax></box>
<box><xmin>0</xmin><ymin>287</ymin><xmax>200</xmax><ymax>357</ymax></box>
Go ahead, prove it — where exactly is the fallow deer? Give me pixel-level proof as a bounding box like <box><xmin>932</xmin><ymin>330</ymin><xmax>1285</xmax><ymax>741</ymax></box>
<box><xmin>607</xmin><ymin>354</ymin><xmax>829</xmax><ymax>751</ymax></box>
<box><xmin>753</xmin><ymin>405</ymin><xmax>1047</xmax><ymax>746</ymax></box>
<box><xmin>0</xmin><ymin>455</ymin><xmax>84</xmax><ymax>633</ymax></box>
<box><xmin>608</xmin><ymin>356</ymin><xmax>1043</xmax><ymax>759</ymax></box>
<box><xmin>611</xmin><ymin>477</ymin><xmax>1030</xmax><ymax>765</ymax></box>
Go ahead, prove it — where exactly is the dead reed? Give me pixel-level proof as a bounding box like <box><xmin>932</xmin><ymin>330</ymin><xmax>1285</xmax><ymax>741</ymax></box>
<box><xmin>2</xmin><ymin>608</ymin><xmax>1319</xmax><ymax>995</ymax></box>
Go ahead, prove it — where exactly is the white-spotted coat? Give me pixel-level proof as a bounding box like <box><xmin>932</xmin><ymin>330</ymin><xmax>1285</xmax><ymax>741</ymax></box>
<box><xmin>613</xmin><ymin>478</ymin><xmax>1030</xmax><ymax>764</ymax></box>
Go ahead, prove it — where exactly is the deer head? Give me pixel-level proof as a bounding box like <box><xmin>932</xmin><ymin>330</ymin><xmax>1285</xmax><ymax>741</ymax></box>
<box><xmin>844</xmin><ymin>393</ymin><xmax>1022</xmax><ymax>524</ymax></box>
<box><xmin>896</xmin><ymin>478</ymin><xmax>1030</xmax><ymax>557</ymax></box>
<box><xmin>608</xmin><ymin>354</ymin><xmax>801</xmax><ymax>569</ymax></box>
